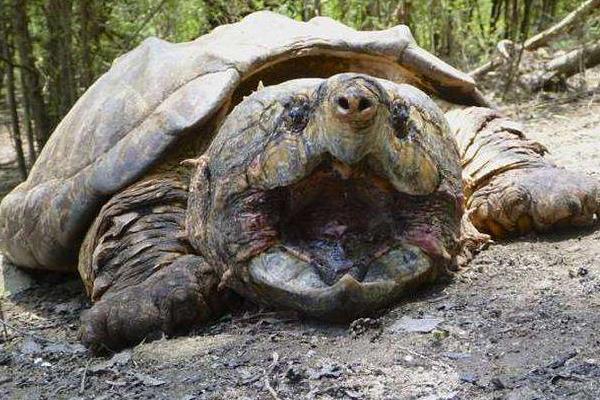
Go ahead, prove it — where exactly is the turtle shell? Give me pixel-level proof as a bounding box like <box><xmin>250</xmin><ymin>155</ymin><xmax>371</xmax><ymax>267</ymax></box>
<box><xmin>0</xmin><ymin>11</ymin><xmax>487</xmax><ymax>271</ymax></box>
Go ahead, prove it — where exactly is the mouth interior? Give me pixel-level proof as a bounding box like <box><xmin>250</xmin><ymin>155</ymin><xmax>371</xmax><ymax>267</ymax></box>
<box><xmin>274</xmin><ymin>158</ymin><xmax>406</xmax><ymax>285</ymax></box>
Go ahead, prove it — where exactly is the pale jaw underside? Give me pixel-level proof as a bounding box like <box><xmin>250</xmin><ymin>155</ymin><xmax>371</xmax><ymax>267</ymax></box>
<box><xmin>248</xmin><ymin>243</ymin><xmax>433</xmax><ymax>319</ymax></box>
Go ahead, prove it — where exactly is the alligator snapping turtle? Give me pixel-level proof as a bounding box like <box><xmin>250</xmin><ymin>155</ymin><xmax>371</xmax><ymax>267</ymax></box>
<box><xmin>0</xmin><ymin>12</ymin><xmax>598</xmax><ymax>350</ymax></box>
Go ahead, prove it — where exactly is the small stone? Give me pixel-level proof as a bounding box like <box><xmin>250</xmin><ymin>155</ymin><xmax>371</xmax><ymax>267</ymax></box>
<box><xmin>44</xmin><ymin>342</ymin><xmax>87</xmax><ymax>355</ymax></box>
<box><xmin>309</xmin><ymin>362</ymin><xmax>344</xmax><ymax>379</ymax></box>
<box><xmin>285</xmin><ymin>365</ymin><xmax>306</xmax><ymax>383</ymax></box>
<box><xmin>0</xmin><ymin>255</ymin><xmax>35</xmax><ymax>297</ymax></box>
<box><xmin>490</xmin><ymin>377</ymin><xmax>506</xmax><ymax>390</ymax></box>
<box><xmin>443</xmin><ymin>352</ymin><xmax>472</xmax><ymax>360</ymax></box>
<box><xmin>111</xmin><ymin>350</ymin><xmax>132</xmax><ymax>365</ymax></box>
<box><xmin>432</xmin><ymin>329</ymin><xmax>450</xmax><ymax>341</ymax></box>
<box><xmin>20</xmin><ymin>336</ymin><xmax>42</xmax><ymax>355</ymax></box>
<box><xmin>33</xmin><ymin>357</ymin><xmax>52</xmax><ymax>367</ymax></box>
<box><xmin>460</xmin><ymin>373</ymin><xmax>479</xmax><ymax>384</ymax></box>
<box><xmin>391</xmin><ymin>316</ymin><xmax>443</xmax><ymax>333</ymax></box>
<box><xmin>53</xmin><ymin>300</ymin><xmax>82</xmax><ymax>314</ymax></box>
<box><xmin>132</xmin><ymin>372</ymin><xmax>167</xmax><ymax>386</ymax></box>
<box><xmin>569</xmin><ymin>267</ymin><xmax>589</xmax><ymax>278</ymax></box>
<box><xmin>349</xmin><ymin>317</ymin><xmax>381</xmax><ymax>338</ymax></box>
<box><xmin>89</xmin><ymin>349</ymin><xmax>132</xmax><ymax>373</ymax></box>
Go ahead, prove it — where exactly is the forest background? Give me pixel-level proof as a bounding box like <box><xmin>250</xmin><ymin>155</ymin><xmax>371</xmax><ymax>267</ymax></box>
<box><xmin>0</xmin><ymin>0</ymin><xmax>598</xmax><ymax>181</ymax></box>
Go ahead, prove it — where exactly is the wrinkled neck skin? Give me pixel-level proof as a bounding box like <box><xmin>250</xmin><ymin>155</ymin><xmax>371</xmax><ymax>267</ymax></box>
<box><xmin>187</xmin><ymin>73</ymin><xmax>463</xmax><ymax>320</ymax></box>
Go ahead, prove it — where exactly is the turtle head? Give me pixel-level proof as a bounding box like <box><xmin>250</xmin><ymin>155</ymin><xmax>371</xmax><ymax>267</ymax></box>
<box><xmin>187</xmin><ymin>73</ymin><xmax>463</xmax><ymax>319</ymax></box>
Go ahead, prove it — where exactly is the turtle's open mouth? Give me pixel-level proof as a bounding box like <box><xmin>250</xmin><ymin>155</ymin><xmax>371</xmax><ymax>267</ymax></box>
<box><xmin>246</xmin><ymin>156</ymin><xmax>443</xmax><ymax>318</ymax></box>
<box><xmin>279</xmin><ymin>158</ymin><xmax>409</xmax><ymax>284</ymax></box>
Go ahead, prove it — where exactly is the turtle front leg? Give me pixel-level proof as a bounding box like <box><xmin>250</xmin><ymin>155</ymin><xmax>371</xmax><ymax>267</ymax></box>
<box><xmin>78</xmin><ymin>174</ymin><xmax>226</xmax><ymax>351</ymax></box>
<box><xmin>447</xmin><ymin>107</ymin><xmax>599</xmax><ymax>237</ymax></box>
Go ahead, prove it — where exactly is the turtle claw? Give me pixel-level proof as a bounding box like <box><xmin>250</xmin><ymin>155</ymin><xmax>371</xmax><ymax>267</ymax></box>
<box><xmin>467</xmin><ymin>167</ymin><xmax>599</xmax><ymax>237</ymax></box>
<box><xmin>79</xmin><ymin>256</ymin><xmax>221</xmax><ymax>352</ymax></box>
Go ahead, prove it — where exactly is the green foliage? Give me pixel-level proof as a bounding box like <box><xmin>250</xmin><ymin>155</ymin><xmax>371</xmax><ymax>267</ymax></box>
<box><xmin>0</xmin><ymin>0</ymin><xmax>598</xmax><ymax>153</ymax></box>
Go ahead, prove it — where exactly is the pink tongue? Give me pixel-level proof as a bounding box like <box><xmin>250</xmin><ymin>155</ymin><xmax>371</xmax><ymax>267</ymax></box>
<box><xmin>322</xmin><ymin>221</ymin><xmax>348</xmax><ymax>239</ymax></box>
<box><xmin>405</xmin><ymin>228</ymin><xmax>451</xmax><ymax>262</ymax></box>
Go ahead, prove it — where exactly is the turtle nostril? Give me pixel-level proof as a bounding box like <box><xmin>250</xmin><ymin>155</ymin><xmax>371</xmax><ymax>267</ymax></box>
<box><xmin>337</xmin><ymin>96</ymin><xmax>350</xmax><ymax>110</ymax></box>
<box><xmin>358</xmin><ymin>97</ymin><xmax>372</xmax><ymax>112</ymax></box>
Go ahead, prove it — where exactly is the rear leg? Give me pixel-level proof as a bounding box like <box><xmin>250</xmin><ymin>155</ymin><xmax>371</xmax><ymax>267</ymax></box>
<box><xmin>78</xmin><ymin>173</ymin><xmax>226</xmax><ymax>351</ymax></box>
<box><xmin>447</xmin><ymin>107</ymin><xmax>599</xmax><ymax>237</ymax></box>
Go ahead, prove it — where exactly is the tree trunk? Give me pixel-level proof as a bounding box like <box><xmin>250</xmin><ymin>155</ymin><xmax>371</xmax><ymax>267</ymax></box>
<box><xmin>490</xmin><ymin>0</ymin><xmax>502</xmax><ymax>34</ymax></box>
<box><xmin>509</xmin><ymin>0</ymin><xmax>519</xmax><ymax>40</ymax></box>
<box><xmin>393</xmin><ymin>0</ymin><xmax>415</xmax><ymax>35</ymax></box>
<box><xmin>524</xmin><ymin>0</ymin><xmax>600</xmax><ymax>50</ymax></box>
<box><xmin>44</xmin><ymin>0</ymin><xmax>77</xmax><ymax>125</ymax></box>
<box><xmin>520</xmin><ymin>42</ymin><xmax>600</xmax><ymax>91</ymax></box>
<box><xmin>78</xmin><ymin>0</ymin><xmax>95</xmax><ymax>88</ymax></box>
<box><xmin>519</xmin><ymin>0</ymin><xmax>533</xmax><ymax>41</ymax></box>
<box><xmin>302</xmin><ymin>0</ymin><xmax>310</xmax><ymax>21</ymax></box>
<box><xmin>0</xmin><ymin>30</ymin><xmax>28</xmax><ymax>179</ymax></box>
<box><xmin>18</xmin><ymin>69</ymin><xmax>36</xmax><ymax>165</ymax></box>
<box><xmin>13</xmin><ymin>0</ymin><xmax>52</xmax><ymax>149</ymax></box>
<box><xmin>313</xmin><ymin>0</ymin><xmax>321</xmax><ymax>17</ymax></box>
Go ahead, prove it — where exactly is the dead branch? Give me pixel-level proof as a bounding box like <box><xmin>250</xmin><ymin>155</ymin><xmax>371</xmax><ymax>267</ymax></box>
<box><xmin>470</xmin><ymin>0</ymin><xmax>600</xmax><ymax>81</ymax></box>
<box><xmin>520</xmin><ymin>41</ymin><xmax>600</xmax><ymax>91</ymax></box>
<box><xmin>0</xmin><ymin>300</ymin><xmax>8</xmax><ymax>340</ymax></box>
<box><xmin>469</xmin><ymin>40</ymin><xmax>515</xmax><ymax>79</ymax></box>
<box><xmin>524</xmin><ymin>0</ymin><xmax>600</xmax><ymax>51</ymax></box>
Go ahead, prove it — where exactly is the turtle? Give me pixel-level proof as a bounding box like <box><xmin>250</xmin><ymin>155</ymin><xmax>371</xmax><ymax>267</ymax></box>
<box><xmin>0</xmin><ymin>11</ymin><xmax>598</xmax><ymax>351</ymax></box>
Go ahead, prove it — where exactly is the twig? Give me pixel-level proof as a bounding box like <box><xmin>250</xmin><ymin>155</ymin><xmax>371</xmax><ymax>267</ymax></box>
<box><xmin>263</xmin><ymin>352</ymin><xmax>281</xmax><ymax>400</ymax></box>
<box><xmin>124</xmin><ymin>0</ymin><xmax>169</xmax><ymax>49</ymax></box>
<box><xmin>396</xmin><ymin>346</ymin><xmax>452</xmax><ymax>370</ymax></box>
<box><xmin>501</xmin><ymin>40</ymin><xmax>527</xmax><ymax>100</ymax></box>
<box><xmin>0</xmin><ymin>54</ymin><xmax>37</xmax><ymax>73</ymax></box>
<box><xmin>80</xmin><ymin>361</ymin><xmax>90</xmax><ymax>394</ymax></box>
<box><xmin>264</xmin><ymin>376</ymin><xmax>280</xmax><ymax>400</ymax></box>
<box><xmin>0</xmin><ymin>299</ymin><xmax>8</xmax><ymax>340</ymax></box>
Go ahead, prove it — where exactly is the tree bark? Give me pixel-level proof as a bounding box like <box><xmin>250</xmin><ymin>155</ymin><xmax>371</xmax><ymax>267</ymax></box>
<box><xmin>490</xmin><ymin>0</ymin><xmax>503</xmax><ymax>34</ymax></box>
<box><xmin>78</xmin><ymin>0</ymin><xmax>95</xmax><ymax>88</ymax></box>
<box><xmin>13</xmin><ymin>0</ymin><xmax>52</xmax><ymax>149</ymax></box>
<box><xmin>18</xmin><ymin>69</ymin><xmax>36</xmax><ymax>165</ymax></box>
<box><xmin>0</xmin><ymin>29</ymin><xmax>28</xmax><ymax>179</ymax></box>
<box><xmin>44</xmin><ymin>0</ymin><xmax>77</xmax><ymax>124</ymax></box>
<box><xmin>520</xmin><ymin>41</ymin><xmax>600</xmax><ymax>91</ymax></box>
<box><xmin>393</xmin><ymin>0</ymin><xmax>415</xmax><ymax>36</ymax></box>
<box><xmin>519</xmin><ymin>0</ymin><xmax>533</xmax><ymax>41</ymax></box>
<box><xmin>524</xmin><ymin>0</ymin><xmax>600</xmax><ymax>50</ymax></box>
<box><xmin>302</xmin><ymin>0</ymin><xmax>310</xmax><ymax>21</ymax></box>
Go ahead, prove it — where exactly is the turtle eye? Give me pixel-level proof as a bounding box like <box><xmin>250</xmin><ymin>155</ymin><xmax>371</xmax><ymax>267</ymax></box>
<box><xmin>283</xmin><ymin>98</ymin><xmax>310</xmax><ymax>133</ymax></box>
<box><xmin>390</xmin><ymin>101</ymin><xmax>410</xmax><ymax>139</ymax></box>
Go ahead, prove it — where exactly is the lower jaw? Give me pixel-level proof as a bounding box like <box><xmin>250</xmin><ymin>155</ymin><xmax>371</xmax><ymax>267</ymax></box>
<box><xmin>244</xmin><ymin>242</ymin><xmax>438</xmax><ymax>320</ymax></box>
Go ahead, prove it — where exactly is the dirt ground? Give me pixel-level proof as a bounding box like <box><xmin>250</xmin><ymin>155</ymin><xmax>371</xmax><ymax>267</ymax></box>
<box><xmin>0</xmin><ymin>82</ymin><xmax>599</xmax><ymax>400</ymax></box>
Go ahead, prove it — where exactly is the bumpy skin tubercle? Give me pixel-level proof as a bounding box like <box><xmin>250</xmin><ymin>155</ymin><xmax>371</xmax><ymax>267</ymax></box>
<box><xmin>78</xmin><ymin>174</ymin><xmax>225</xmax><ymax>351</ymax></box>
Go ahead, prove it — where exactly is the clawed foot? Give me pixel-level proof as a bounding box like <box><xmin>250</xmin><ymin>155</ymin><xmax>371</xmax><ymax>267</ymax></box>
<box><xmin>468</xmin><ymin>167</ymin><xmax>599</xmax><ymax>237</ymax></box>
<box><xmin>79</xmin><ymin>256</ymin><xmax>222</xmax><ymax>352</ymax></box>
